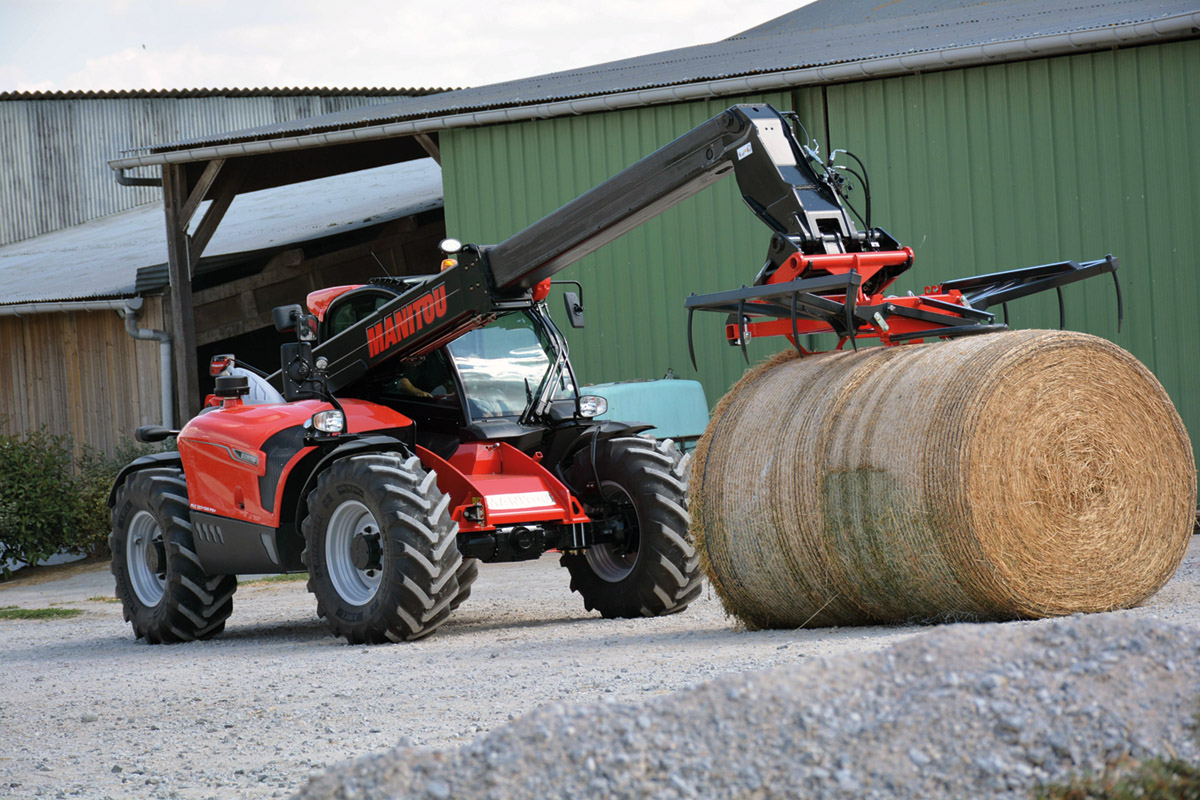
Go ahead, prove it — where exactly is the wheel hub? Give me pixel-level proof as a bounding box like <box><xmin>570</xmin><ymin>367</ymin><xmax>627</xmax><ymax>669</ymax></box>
<box><xmin>144</xmin><ymin>536</ymin><xmax>167</xmax><ymax>576</ymax></box>
<box><xmin>350</xmin><ymin>531</ymin><xmax>382</xmax><ymax>571</ymax></box>
<box><xmin>126</xmin><ymin>510</ymin><xmax>167</xmax><ymax>607</ymax></box>
<box><xmin>325</xmin><ymin>500</ymin><xmax>384</xmax><ymax>606</ymax></box>
<box><xmin>585</xmin><ymin>482</ymin><xmax>640</xmax><ymax>583</ymax></box>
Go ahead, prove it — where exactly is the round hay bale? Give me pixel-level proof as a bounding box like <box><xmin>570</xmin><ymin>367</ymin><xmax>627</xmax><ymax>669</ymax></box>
<box><xmin>691</xmin><ymin>329</ymin><xmax>1196</xmax><ymax>628</ymax></box>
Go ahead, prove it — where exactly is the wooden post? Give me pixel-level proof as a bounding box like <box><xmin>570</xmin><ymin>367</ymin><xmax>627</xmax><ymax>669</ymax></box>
<box><xmin>162</xmin><ymin>163</ymin><xmax>200</xmax><ymax>422</ymax></box>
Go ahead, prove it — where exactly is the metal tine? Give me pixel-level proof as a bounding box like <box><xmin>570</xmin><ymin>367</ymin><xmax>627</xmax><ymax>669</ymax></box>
<box><xmin>790</xmin><ymin>291</ymin><xmax>803</xmax><ymax>357</ymax></box>
<box><xmin>686</xmin><ymin>305</ymin><xmax>698</xmax><ymax>371</ymax></box>
<box><xmin>1056</xmin><ymin>286</ymin><xmax>1065</xmax><ymax>330</ymax></box>
<box><xmin>1003</xmin><ymin>302</ymin><xmax>1009</xmax><ymax>326</ymax></box>
<box><xmin>737</xmin><ymin>298</ymin><xmax>749</xmax><ymax>363</ymax></box>
<box><xmin>845</xmin><ymin>287</ymin><xmax>859</xmax><ymax>351</ymax></box>
<box><xmin>1111</xmin><ymin>271</ymin><xmax>1124</xmax><ymax>333</ymax></box>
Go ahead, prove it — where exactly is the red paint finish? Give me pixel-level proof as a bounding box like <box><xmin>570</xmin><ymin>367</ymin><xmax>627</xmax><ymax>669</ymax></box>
<box><xmin>306</xmin><ymin>285</ymin><xmax>364</xmax><ymax>321</ymax></box>
<box><xmin>765</xmin><ymin>248</ymin><xmax>915</xmax><ymax>293</ymax></box>
<box><xmin>723</xmin><ymin>248</ymin><xmax>998</xmax><ymax>350</ymax></box>
<box><xmin>179</xmin><ymin>398</ymin><xmax>412</xmax><ymax>527</ymax></box>
<box><xmin>417</xmin><ymin>442</ymin><xmax>589</xmax><ymax>532</ymax></box>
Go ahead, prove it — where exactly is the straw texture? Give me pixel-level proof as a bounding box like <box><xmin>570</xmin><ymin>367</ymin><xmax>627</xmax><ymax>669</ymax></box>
<box><xmin>691</xmin><ymin>330</ymin><xmax>1196</xmax><ymax>628</ymax></box>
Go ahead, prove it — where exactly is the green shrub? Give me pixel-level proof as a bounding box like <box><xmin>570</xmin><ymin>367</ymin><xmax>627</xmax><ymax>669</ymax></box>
<box><xmin>68</xmin><ymin>440</ymin><xmax>159</xmax><ymax>557</ymax></box>
<box><xmin>0</xmin><ymin>428</ymin><xmax>78</xmax><ymax>575</ymax></box>
<box><xmin>0</xmin><ymin>425</ymin><xmax>162</xmax><ymax>578</ymax></box>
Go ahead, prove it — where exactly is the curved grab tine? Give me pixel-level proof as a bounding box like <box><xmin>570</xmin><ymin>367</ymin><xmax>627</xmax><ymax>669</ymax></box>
<box><xmin>737</xmin><ymin>299</ymin><xmax>749</xmax><ymax>363</ymax></box>
<box><xmin>845</xmin><ymin>281</ymin><xmax>859</xmax><ymax>351</ymax></box>
<box><xmin>1002</xmin><ymin>302</ymin><xmax>1009</xmax><ymax>326</ymax></box>
<box><xmin>1056</xmin><ymin>287</ymin><xmax>1065</xmax><ymax>330</ymax></box>
<box><xmin>790</xmin><ymin>292</ymin><xmax>803</xmax><ymax>357</ymax></box>
<box><xmin>687</xmin><ymin>306</ymin><xmax>698</xmax><ymax>371</ymax></box>
<box><xmin>1112</xmin><ymin>271</ymin><xmax>1124</xmax><ymax>333</ymax></box>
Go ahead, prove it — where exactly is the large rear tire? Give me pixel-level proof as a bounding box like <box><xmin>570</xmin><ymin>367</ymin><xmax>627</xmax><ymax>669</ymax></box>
<box><xmin>561</xmin><ymin>437</ymin><xmax>701</xmax><ymax>618</ymax></box>
<box><xmin>302</xmin><ymin>453</ymin><xmax>465</xmax><ymax>643</ymax></box>
<box><xmin>451</xmin><ymin>557</ymin><xmax>479</xmax><ymax>611</ymax></box>
<box><xmin>110</xmin><ymin>468</ymin><xmax>237</xmax><ymax>643</ymax></box>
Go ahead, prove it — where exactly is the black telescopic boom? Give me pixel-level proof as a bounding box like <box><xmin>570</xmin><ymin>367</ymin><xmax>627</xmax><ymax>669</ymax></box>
<box><xmin>312</xmin><ymin>104</ymin><xmax>864</xmax><ymax>393</ymax></box>
<box><xmin>484</xmin><ymin>104</ymin><xmax>860</xmax><ymax>291</ymax></box>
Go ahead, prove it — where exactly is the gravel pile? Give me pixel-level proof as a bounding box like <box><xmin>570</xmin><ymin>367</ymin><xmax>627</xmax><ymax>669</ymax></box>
<box><xmin>294</xmin><ymin>614</ymin><xmax>1200</xmax><ymax>800</ymax></box>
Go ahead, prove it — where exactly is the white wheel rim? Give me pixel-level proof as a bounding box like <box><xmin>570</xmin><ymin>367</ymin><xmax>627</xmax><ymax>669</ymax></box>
<box><xmin>126</xmin><ymin>510</ymin><xmax>166</xmax><ymax>607</ymax></box>
<box><xmin>326</xmin><ymin>500</ymin><xmax>382</xmax><ymax>606</ymax></box>
<box><xmin>586</xmin><ymin>482</ymin><xmax>639</xmax><ymax>583</ymax></box>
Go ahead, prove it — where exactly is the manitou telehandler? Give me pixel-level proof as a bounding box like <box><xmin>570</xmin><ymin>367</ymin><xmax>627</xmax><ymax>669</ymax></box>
<box><xmin>108</xmin><ymin>104</ymin><xmax>1118</xmax><ymax>644</ymax></box>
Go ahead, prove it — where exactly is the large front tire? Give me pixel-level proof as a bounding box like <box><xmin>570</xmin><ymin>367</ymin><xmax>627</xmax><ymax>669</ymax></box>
<box><xmin>302</xmin><ymin>453</ymin><xmax>465</xmax><ymax>644</ymax></box>
<box><xmin>110</xmin><ymin>468</ymin><xmax>237</xmax><ymax>643</ymax></box>
<box><xmin>561</xmin><ymin>437</ymin><xmax>701</xmax><ymax>618</ymax></box>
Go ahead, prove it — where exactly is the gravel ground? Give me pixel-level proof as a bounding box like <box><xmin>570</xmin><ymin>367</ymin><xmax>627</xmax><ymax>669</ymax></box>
<box><xmin>0</xmin><ymin>539</ymin><xmax>1197</xmax><ymax>800</ymax></box>
<box><xmin>295</xmin><ymin>615</ymin><xmax>1200</xmax><ymax>800</ymax></box>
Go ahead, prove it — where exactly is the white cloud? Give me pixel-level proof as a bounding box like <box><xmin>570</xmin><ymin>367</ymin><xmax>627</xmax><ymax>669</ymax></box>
<box><xmin>0</xmin><ymin>65</ymin><xmax>55</xmax><ymax>92</ymax></box>
<box><xmin>61</xmin><ymin>46</ymin><xmax>287</xmax><ymax>91</ymax></box>
<box><xmin>4</xmin><ymin>0</ymin><xmax>810</xmax><ymax>92</ymax></box>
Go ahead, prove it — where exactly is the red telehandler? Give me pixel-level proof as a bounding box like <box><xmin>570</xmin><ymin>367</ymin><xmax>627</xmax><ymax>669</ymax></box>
<box><xmin>108</xmin><ymin>104</ymin><xmax>1118</xmax><ymax>644</ymax></box>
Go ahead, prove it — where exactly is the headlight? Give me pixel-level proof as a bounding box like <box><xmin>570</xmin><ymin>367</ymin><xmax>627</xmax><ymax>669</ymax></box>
<box><xmin>311</xmin><ymin>409</ymin><xmax>345</xmax><ymax>434</ymax></box>
<box><xmin>578</xmin><ymin>395</ymin><xmax>608</xmax><ymax>418</ymax></box>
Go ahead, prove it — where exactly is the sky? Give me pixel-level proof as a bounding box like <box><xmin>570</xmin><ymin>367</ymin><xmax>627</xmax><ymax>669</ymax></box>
<box><xmin>0</xmin><ymin>0</ymin><xmax>812</xmax><ymax>93</ymax></box>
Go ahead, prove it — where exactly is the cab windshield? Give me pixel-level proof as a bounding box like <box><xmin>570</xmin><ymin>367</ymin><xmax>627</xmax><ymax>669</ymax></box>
<box><xmin>446</xmin><ymin>312</ymin><xmax>574</xmax><ymax>418</ymax></box>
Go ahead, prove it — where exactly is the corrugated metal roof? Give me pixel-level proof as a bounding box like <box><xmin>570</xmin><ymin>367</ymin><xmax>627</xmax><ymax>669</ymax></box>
<box><xmin>0</xmin><ymin>86</ymin><xmax>453</xmax><ymax>101</ymax></box>
<box><xmin>0</xmin><ymin>159</ymin><xmax>442</xmax><ymax>305</ymax></box>
<box><xmin>2</xmin><ymin>91</ymin><xmax>430</xmax><ymax>246</ymax></box>
<box><xmin>139</xmin><ymin>0</ymin><xmax>1199</xmax><ymax>154</ymax></box>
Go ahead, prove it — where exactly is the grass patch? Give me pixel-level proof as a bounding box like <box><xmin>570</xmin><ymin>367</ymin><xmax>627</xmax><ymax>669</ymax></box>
<box><xmin>87</xmin><ymin>595</ymin><xmax>119</xmax><ymax>603</ymax></box>
<box><xmin>0</xmin><ymin>605</ymin><xmax>83</xmax><ymax>620</ymax></box>
<box><xmin>1035</xmin><ymin>758</ymin><xmax>1200</xmax><ymax>799</ymax></box>
<box><xmin>245</xmin><ymin>573</ymin><xmax>308</xmax><ymax>585</ymax></box>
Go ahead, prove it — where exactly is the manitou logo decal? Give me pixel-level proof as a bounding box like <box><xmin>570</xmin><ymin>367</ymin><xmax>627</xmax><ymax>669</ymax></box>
<box><xmin>366</xmin><ymin>283</ymin><xmax>448</xmax><ymax>357</ymax></box>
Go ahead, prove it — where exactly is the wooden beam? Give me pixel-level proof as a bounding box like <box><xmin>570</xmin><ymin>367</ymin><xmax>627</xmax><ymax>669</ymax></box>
<box><xmin>193</xmin><ymin>248</ymin><xmax>304</xmax><ymax>305</ymax></box>
<box><xmin>178</xmin><ymin>158</ymin><xmax>225</xmax><ymax>229</ymax></box>
<box><xmin>162</xmin><ymin>164</ymin><xmax>200</xmax><ymax>421</ymax></box>
<box><xmin>192</xmin><ymin>248</ymin><xmax>307</xmax><ymax>345</ymax></box>
<box><xmin>413</xmin><ymin>133</ymin><xmax>441</xmax><ymax>165</ymax></box>
<box><xmin>187</xmin><ymin>164</ymin><xmax>245</xmax><ymax>272</ymax></box>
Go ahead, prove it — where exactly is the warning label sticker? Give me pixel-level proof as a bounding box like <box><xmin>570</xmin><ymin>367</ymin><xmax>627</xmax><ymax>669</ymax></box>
<box><xmin>486</xmin><ymin>491</ymin><xmax>555</xmax><ymax>510</ymax></box>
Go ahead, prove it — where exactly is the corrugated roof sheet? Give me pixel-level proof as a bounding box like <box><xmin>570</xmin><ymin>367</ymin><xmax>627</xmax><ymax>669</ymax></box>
<box><xmin>0</xmin><ymin>86</ymin><xmax>453</xmax><ymax>101</ymax></box>
<box><xmin>2</xmin><ymin>92</ymin><xmax>436</xmax><ymax>246</ymax></box>
<box><xmin>0</xmin><ymin>159</ymin><xmax>442</xmax><ymax>305</ymax></box>
<box><xmin>141</xmin><ymin>0</ymin><xmax>1199</xmax><ymax>154</ymax></box>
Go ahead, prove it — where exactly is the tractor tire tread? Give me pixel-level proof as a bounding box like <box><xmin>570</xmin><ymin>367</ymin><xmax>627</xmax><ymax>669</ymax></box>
<box><xmin>110</xmin><ymin>468</ymin><xmax>236</xmax><ymax>644</ymax></box>
<box><xmin>302</xmin><ymin>452</ymin><xmax>462</xmax><ymax>644</ymax></box>
<box><xmin>561</xmin><ymin>436</ymin><xmax>701</xmax><ymax>619</ymax></box>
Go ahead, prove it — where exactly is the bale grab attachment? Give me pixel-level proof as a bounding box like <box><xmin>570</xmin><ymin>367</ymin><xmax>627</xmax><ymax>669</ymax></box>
<box><xmin>685</xmin><ymin>252</ymin><xmax>1122</xmax><ymax>365</ymax></box>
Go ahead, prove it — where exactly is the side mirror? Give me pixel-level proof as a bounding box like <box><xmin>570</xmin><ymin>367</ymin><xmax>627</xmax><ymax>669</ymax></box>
<box><xmin>562</xmin><ymin>291</ymin><xmax>585</xmax><ymax>329</ymax></box>
<box><xmin>280</xmin><ymin>342</ymin><xmax>318</xmax><ymax>401</ymax></box>
<box><xmin>272</xmin><ymin>304</ymin><xmax>317</xmax><ymax>342</ymax></box>
<box><xmin>135</xmin><ymin>425</ymin><xmax>177</xmax><ymax>443</ymax></box>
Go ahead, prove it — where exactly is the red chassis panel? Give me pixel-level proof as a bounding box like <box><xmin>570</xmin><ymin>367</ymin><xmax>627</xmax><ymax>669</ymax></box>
<box><xmin>417</xmin><ymin>442</ymin><xmax>590</xmax><ymax>533</ymax></box>
<box><xmin>179</xmin><ymin>397</ymin><xmax>412</xmax><ymax>527</ymax></box>
<box><xmin>181</xmin><ymin>396</ymin><xmax>587</xmax><ymax>534</ymax></box>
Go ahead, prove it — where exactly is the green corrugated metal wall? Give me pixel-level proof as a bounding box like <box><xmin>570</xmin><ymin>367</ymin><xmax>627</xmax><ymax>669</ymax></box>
<box><xmin>443</xmin><ymin>39</ymin><xmax>1199</xmax><ymax>460</ymax></box>
<box><xmin>442</xmin><ymin>90</ymin><xmax>822</xmax><ymax>398</ymax></box>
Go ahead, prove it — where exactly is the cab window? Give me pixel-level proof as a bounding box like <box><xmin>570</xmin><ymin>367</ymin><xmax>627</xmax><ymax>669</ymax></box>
<box><xmin>325</xmin><ymin>291</ymin><xmax>391</xmax><ymax>338</ymax></box>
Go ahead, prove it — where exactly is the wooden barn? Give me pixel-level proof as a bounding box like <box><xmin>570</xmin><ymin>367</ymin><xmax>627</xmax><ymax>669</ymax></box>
<box><xmin>0</xmin><ymin>88</ymin><xmax>448</xmax><ymax>454</ymax></box>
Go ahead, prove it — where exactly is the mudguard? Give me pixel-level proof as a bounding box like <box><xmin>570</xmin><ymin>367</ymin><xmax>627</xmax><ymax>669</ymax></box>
<box><xmin>107</xmin><ymin>451</ymin><xmax>183</xmax><ymax>507</ymax></box>
<box><xmin>289</xmin><ymin>433</ymin><xmax>415</xmax><ymax>528</ymax></box>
